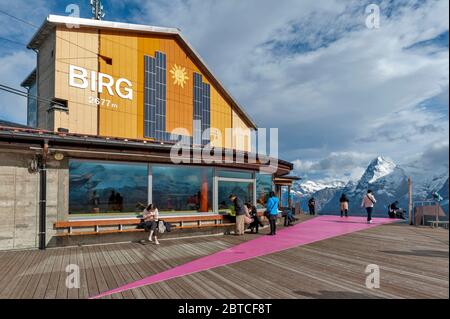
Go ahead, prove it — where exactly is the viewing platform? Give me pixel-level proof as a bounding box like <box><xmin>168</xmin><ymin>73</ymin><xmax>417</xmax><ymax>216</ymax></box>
<box><xmin>0</xmin><ymin>215</ymin><xmax>447</xmax><ymax>299</ymax></box>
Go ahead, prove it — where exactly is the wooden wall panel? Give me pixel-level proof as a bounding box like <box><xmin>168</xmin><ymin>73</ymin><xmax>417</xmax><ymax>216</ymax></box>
<box><xmin>51</xmin><ymin>27</ymin><xmax>252</xmax><ymax>150</ymax></box>
<box><xmin>98</xmin><ymin>31</ymin><xmax>138</xmax><ymax>138</ymax></box>
<box><xmin>233</xmin><ymin>110</ymin><xmax>252</xmax><ymax>152</ymax></box>
<box><xmin>37</xmin><ymin>31</ymin><xmax>56</xmax><ymax>130</ymax></box>
<box><xmin>54</xmin><ymin>26</ymin><xmax>99</xmax><ymax>135</ymax></box>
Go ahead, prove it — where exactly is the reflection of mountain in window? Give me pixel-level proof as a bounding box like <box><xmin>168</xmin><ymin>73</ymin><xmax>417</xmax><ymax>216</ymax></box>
<box><xmin>69</xmin><ymin>160</ymin><xmax>148</xmax><ymax>214</ymax></box>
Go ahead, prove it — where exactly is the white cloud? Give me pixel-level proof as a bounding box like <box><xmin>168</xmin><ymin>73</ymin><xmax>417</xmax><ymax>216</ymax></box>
<box><xmin>293</xmin><ymin>151</ymin><xmax>375</xmax><ymax>183</ymax></box>
<box><xmin>0</xmin><ymin>51</ymin><xmax>36</xmax><ymax>123</ymax></box>
<box><xmin>130</xmin><ymin>0</ymin><xmax>448</xmax><ymax>180</ymax></box>
<box><xmin>0</xmin><ymin>0</ymin><xmax>50</xmax><ymax>123</ymax></box>
<box><xmin>0</xmin><ymin>0</ymin><xmax>447</xmax><ymax>183</ymax></box>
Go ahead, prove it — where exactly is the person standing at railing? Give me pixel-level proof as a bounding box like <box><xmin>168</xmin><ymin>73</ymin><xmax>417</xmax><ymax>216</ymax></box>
<box><xmin>308</xmin><ymin>198</ymin><xmax>316</xmax><ymax>216</ymax></box>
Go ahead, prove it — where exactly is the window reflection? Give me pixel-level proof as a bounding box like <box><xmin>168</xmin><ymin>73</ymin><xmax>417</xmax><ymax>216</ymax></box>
<box><xmin>217</xmin><ymin>170</ymin><xmax>253</xmax><ymax>179</ymax></box>
<box><xmin>218</xmin><ymin>181</ymin><xmax>254</xmax><ymax>214</ymax></box>
<box><xmin>69</xmin><ymin>160</ymin><xmax>148</xmax><ymax>214</ymax></box>
<box><xmin>281</xmin><ymin>186</ymin><xmax>290</xmax><ymax>207</ymax></box>
<box><xmin>152</xmin><ymin>166</ymin><xmax>213</xmax><ymax>213</ymax></box>
<box><xmin>256</xmin><ymin>173</ymin><xmax>273</xmax><ymax>209</ymax></box>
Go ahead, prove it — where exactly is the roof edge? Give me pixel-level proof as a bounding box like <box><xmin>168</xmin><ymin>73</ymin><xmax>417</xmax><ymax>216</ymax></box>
<box><xmin>20</xmin><ymin>68</ymin><xmax>37</xmax><ymax>88</ymax></box>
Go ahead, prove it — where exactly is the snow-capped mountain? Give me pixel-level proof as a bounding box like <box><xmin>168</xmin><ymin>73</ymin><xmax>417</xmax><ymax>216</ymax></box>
<box><xmin>292</xmin><ymin>180</ymin><xmax>346</xmax><ymax>197</ymax></box>
<box><xmin>291</xmin><ymin>180</ymin><xmax>346</xmax><ymax>212</ymax></box>
<box><xmin>401</xmin><ymin>160</ymin><xmax>448</xmax><ymax>200</ymax></box>
<box><xmin>351</xmin><ymin>157</ymin><xmax>409</xmax><ymax>201</ymax></box>
<box><xmin>322</xmin><ymin>157</ymin><xmax>409</xmax><ymax>215</ymax></box>
<box><xmin>293</xmin><ymin>156</ymin><xmax>449</xmax><ymax>217</ymax></box>
<box><xmin>357</xmin><ymin>157</ymin><xmax>397</xmax><ymax>187</ymax></box>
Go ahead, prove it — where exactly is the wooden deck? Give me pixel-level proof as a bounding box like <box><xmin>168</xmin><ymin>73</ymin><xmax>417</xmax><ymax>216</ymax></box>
<box><xmin>0</xmin><ymin>217</ymin><xmax>448</xmax><ymax>299</ymax></box>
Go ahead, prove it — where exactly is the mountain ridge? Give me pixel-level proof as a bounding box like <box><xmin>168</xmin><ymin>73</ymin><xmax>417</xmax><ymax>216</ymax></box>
<box><xmin>293</xmin><ymin>156</ymin><xmax>448</xmax><ymax>216</ymax></box>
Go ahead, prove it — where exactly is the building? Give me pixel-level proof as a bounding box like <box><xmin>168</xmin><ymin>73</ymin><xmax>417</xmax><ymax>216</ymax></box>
<box><xmin>0</xmin><ymin>15</ymin><xmax>297</xmax><ymax>251</ymax></box>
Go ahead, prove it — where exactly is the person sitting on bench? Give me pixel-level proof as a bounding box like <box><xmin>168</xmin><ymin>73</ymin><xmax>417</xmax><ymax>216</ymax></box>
<box><xmin>245</xmin><ymin>203</ymin><xmax>264</xmax><ymax>233</ymax></box>
<box><xmin>143</xmin><ymin>204</ymin><xmax>160</xmax><ymax>245</ymax></box>
<box><xmin>388</xmin><ymin>201</ymin><xmax>406</xmax><ymax>220</ymax></box>
<box><xmin>283</xmin><ymin>209</ymin><xmax>296</xmax><ymax>226</ymax></box>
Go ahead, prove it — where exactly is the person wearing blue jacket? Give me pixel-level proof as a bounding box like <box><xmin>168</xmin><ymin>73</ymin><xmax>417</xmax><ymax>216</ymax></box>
<box><xmin>266</xmin><ymin>191</ymin><xmax>280</xmax><ymax>235</ymax></box>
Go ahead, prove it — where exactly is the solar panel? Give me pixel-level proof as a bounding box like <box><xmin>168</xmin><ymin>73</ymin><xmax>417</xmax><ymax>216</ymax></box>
<box><xmin>143</xmin><ymin>52</ymin><xmax>168</xmax><ymax>141</ymax></box>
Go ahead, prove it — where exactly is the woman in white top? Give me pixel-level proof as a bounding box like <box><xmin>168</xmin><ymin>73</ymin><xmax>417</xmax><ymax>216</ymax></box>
<box><xmin>361</xmin><ymin>190</ymin><xmax>377</xmax><ymax>224</ymax></box>
<box><xmin>143</xmin><ymin>204</ymin><xmax>160</xmax><ymax>245</ymax></box>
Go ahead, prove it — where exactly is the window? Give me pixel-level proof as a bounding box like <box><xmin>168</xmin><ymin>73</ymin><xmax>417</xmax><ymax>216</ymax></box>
<box><xmin>27</xmin><ymin>83</ymin><xmax>37</xmax><ymax>128</ymax></box>
<box><xmin>256</xmin><ymin>173</ymin><xmax>273</xmax><ymax>208</ymax></box>
<box><xmin>69</xmin><ymin>160</ymin><xmax>148</xmax><ymax>215</ymax></box>
<box><xmin>152</xmin><ymin>166</ymin><xmax>213</xmax><ymax>213</ymax></box>
<box><xmin>218</xmin><ymin>180</ymin><xmax>254</xmax><ymax>214</ymax></box>
<box><xmin>280</xmin><ymin>186</ymin><xmax>290</xmax><ymax>208</ymax></box>
<box><xmin>217</xmin><ymin>170</ymin><xmax>253</xmax><ymax>179</ymax></box>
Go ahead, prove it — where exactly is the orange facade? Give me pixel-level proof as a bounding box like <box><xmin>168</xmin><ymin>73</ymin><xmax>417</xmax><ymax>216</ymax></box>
<box><xmin>53</xmin><ymin>26</ymin><xmax>251</xmax><ymax>151</ymax></box>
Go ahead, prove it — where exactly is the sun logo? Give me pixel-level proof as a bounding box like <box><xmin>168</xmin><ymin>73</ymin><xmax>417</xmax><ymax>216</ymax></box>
<box><xmin>170</xmin><ymin>64</ymin><xmax>189</xmax><ymax>88</ymax></box>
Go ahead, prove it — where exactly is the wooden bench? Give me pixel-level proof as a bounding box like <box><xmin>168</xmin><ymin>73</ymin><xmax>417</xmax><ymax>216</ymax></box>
<box><xmin>54</xmin><ymin>215</ymin><xmax>235</xmax><ymax>237</ymax></box>
<box><xmin>427</xmin><ymin>221</ymin><xmax>449</xmax><ymax>229</ymax></box>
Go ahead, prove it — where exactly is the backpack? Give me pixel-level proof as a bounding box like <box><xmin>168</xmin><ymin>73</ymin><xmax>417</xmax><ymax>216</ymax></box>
<box><xmin>164</xmin><ymin>221</ymin><xmax>171</xmax><ymax>232</ymax></box>
<box><xmin>158</xmin><ymin>221</ymin><xmax>166</xmax><ymax>234</ymax></box>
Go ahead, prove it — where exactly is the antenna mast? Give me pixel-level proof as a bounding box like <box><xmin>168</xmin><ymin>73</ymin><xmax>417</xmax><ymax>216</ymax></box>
<box><xmin>90</xmin><ymin>0</ymin><xmax>106</xmax><ymax>20</ymax></box>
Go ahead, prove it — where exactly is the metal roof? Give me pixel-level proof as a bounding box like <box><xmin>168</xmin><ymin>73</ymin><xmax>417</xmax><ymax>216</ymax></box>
<box><xmin>27</xmin><ymin>15</ymin><xmax>257</xmax><ymax>129</ymax></box>
<box><xmin>0</xmin><ymin>119</ymin><xmax>30</xmax><ymax>129</ymax></box>
<box><xmin>0</xmin><ymin>124</ymin><xmax>294</xmax><ymax>172</ymax></box>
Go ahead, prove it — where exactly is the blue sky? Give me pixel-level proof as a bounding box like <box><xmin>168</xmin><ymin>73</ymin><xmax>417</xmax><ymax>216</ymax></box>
<box><xmin>0</xmin><ymin>0</ymin><xmax>448</xmax><ymax>182</ymax></box>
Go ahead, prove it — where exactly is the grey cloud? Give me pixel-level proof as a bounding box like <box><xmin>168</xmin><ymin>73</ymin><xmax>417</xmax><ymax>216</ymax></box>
<box><xmin>131</xmin><ymin>0</ymin><xmax>448</xmax><ymax>181</ymax></box>
<box><xmin>419</xmin><ymin>141</ymin><xmax>450</xmax><ymax>168</ymax></box>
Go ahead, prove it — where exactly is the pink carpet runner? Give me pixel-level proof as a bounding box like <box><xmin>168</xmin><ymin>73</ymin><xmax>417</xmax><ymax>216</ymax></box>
<box><xmin>91</xmin><ymin>216</ymin><xmax>398</xmax><ymax>299</ymax></box>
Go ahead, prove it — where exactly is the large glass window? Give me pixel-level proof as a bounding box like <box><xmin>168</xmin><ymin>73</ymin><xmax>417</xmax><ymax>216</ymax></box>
<box><xmin>69</xmin><ymin>160</ymin><xmax>148</xmax><ymax>214</ymax></box>
<box><xmin>280</xmin><ymin>186</ymin><xmax>290</xmax><ymax>208</ymax></box>
<box><xmin>256</xmin><ymin>173</ymin><xmax>273</xmax><ymax>209</ymax></box>
<box><xmin>152</xmin><ymin>166</ymin><xmax>213</xmax><ymax>213</ymax></box>
<box><xmin>217</xmin><ymin>181</ymin><xmax>254</xmax><ymax>214</ymax></box>
<box><xmin>217</xmin><ymin>170</ymin><xmax>253</xmax><ymax>179</ymax></box>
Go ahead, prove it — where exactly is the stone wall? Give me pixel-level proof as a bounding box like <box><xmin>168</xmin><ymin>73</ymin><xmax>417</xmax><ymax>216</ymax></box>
<box><xmin>0</xmin><ymin>150</ymin><xmax>69</xmax><ymax>250</ymax></box>
<box><xmin>0</xmin><ymin>152</ymin><xmax>39</xmax><ymax>250</ymax></box>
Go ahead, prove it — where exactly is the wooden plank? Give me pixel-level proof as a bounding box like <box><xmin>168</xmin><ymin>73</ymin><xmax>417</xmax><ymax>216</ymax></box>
<box><xmin>83</xmin><ymin>246</ymin><xmax>102</xmax><ymax>298</ymax></box>
<box><xmin>125</xmin><ymin>245</ymin><xmax>173</xmax><ymax>299</ymax></box>
<box><xmin>75</xmin><ymin>246</ymin><xmax>90</xmax><ymax>299</ymax></box>
<box><xmin>106</xmin><ymin>244</ymin><xmax>147</xmax><ymax>299</ymax></box>
<box><xmin>93</xmin><ymin>245</ymin><xmax>124</xmax><ymax>299</ymax></box>
<box><xmin>117</xmin><ymin>243</ymin><xmax>161</xmax><ymax>299</ymax></box>
<box><xmin>43</xmin><ymin>248</ymin><xmax>66</xmax><ymax>299</ymax></box>
<box><xmin>16</xmin><ymin>250</ymin><xmax>51</xmax><ymax>299</ymax></box>
<box><xmin>54</xmin><ymin>215</ymin><xmax>225</xmax><ymax>229</ymax></box>
<box><xmin>0</xmin><ymin>220</ymin><xmax>447</xmax><ymax>299</ymax></box>
<box><xmin>21</xmin><ymin>249</ymin><xmax>56</xmax><ymax>299</ymax></box>
<box><xmin>67</xmin><ymin>247</ymin><xmax>79</xmax><ymax>300</ymax></box>
<box><xmin>54</xmin><ymin>223</ymin><xmax>235</xmax><ymax>237</ymax></box>
<box><xmin>87</xmin><ymin>245</ymin><xmax>115</xmax><ymax>299</ymax></box>
<box><xmin>99</xmin><ymin>245</ymin><xmax>135</xmax><ymax>299</ymax></box>
<box><xmin>33</xmin><ymin>250</ymin><xmax>58</xmax><ymax>299</ymax></box>
<box><xmin>0</xmin><ymin>250</ymin><xmax>41</xmax><ymax>298</ymax></box>
<box><xmin>55</xmin><ymin>246</ymin><xmax>71</xmax><ymax>299</ymax></box>
<box><xmin>0</xmin><ymin>250</ymin><xmax>30</xmax><ymax>291</ymax></box>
